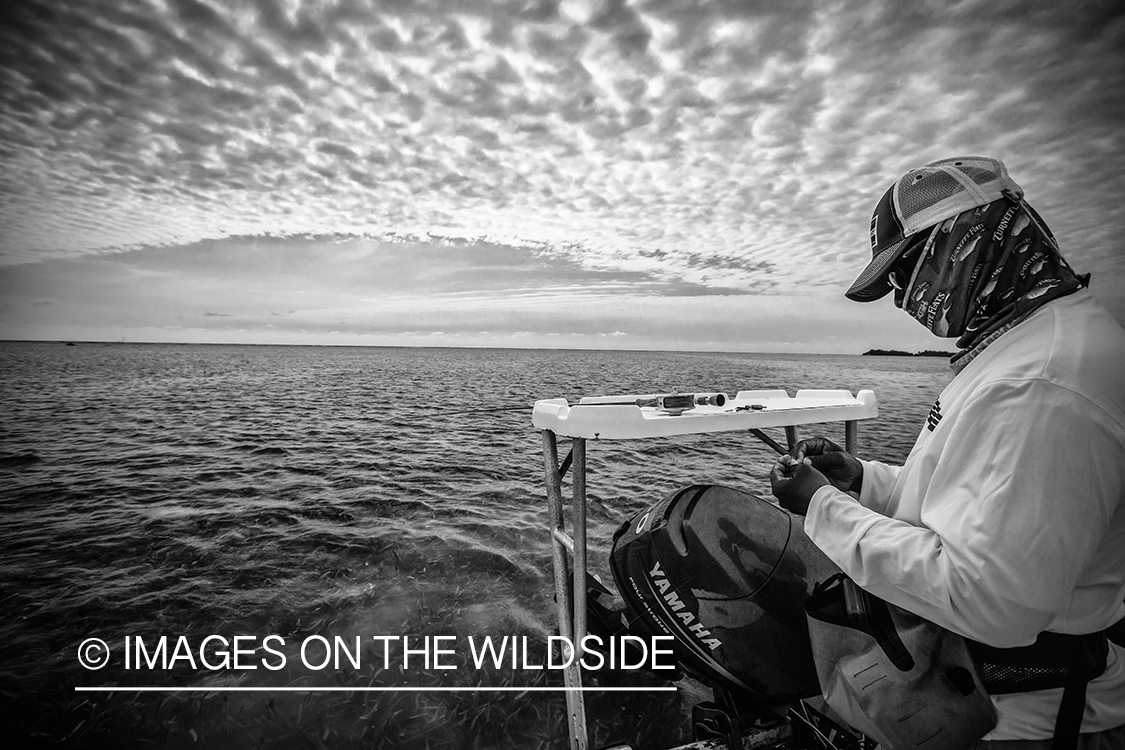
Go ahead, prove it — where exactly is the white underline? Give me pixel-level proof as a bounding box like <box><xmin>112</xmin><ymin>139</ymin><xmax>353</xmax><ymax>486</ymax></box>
<box><xmin>75</xmin><ymin>686</ymin><xmax>676</xmax><ymax>693</ymax></box>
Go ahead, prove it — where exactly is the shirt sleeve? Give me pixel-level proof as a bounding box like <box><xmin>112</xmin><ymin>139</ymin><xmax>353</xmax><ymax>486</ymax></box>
<box><xmin>855</xmin><ymin>459</ymin><xmax>901</xmax><ymax>515</ymax></box>
<box><xmin>804</xmin><ymin>378</ymin><xmax>1123</xmax><ymax>647</ymax></box>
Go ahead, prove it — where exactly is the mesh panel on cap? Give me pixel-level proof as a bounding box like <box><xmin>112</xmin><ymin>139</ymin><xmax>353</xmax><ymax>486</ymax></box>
<box><xmin>896</xmin><ymin>171</ymin><xmax>963</xmax><ymax>221</ymax></box>
<box><xmin>960</xmin><ymin>165</ymin><xmax>1000</xmax><ymax>186</ymax></box>
<box><xmin>927</xmin><ymin>157</ymin><xmax>1010</xmax><ymax>190</ymax></box>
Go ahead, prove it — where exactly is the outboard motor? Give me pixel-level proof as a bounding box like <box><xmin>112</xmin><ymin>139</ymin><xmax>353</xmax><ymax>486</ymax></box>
<box><xmin>609</xmin><ymin>485</ymin><xmax>841</xmax><ymax>707</ymax></box>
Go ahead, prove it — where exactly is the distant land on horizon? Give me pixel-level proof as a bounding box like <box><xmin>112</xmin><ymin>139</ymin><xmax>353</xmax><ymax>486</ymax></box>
<box><xmin>6</xmin><ymin>339</ymin><xmax>960</xmax><ymax>358</ymax></box>
<box><xmin>862</xmin><ymin>349</ymin><xmax>954</xmax><ymax>357</ymax></box>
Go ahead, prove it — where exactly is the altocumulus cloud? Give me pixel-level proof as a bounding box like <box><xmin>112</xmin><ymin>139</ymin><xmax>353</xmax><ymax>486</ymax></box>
<box><xmin>0</xmin><ymin>0</ymin><xmax>1123</xmax><ymax>348</ymax></box>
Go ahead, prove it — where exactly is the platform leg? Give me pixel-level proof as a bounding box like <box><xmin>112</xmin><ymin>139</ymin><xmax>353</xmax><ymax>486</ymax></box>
<box><xmin>571</xmin><ymin>438</ymin><xmax>588</xmax><ymax>656</ymax></box>
<box><xmin>845</xmin><ymin>420</ymin><xmax>858</xmax><ymax>455</ymax></box>
<box><xmin>785</xmin><ymin>425</ymin><xmax>798</xmax><ymax>452</ymax></box>
<box><xmin>541</xmin><ymin>430</ymin><xmax>588</xmax><ymax>750</ymax></box>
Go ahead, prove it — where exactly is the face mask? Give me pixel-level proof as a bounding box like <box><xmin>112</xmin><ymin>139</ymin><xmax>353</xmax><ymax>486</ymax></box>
<box><xmin>888</xmin><ymin>231</ymin><xmax>930</xmax><ymax>311</ymax></box>
<box><xmin>897</xmin><ymin>198</ymin><xmax>1084</xmax><ymax>350</ymax></box>
<box><xmin>898</xmin><ymin>218</ymin><xmax>973</xmax><ymax>338</ymax></box>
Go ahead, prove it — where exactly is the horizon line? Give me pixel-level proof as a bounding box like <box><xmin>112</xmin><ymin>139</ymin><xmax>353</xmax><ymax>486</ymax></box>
<box><xmin>0</xmin><ymin>338</ymin><xmax>953</xmax><ymax>357</ymax></box>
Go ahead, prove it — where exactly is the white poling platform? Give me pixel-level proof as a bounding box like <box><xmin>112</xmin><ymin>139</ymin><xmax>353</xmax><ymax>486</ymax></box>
<box><xmin>533</xmin><ymin>387</ymin><xmax>878</xmax><ymax>750</ymax></box>
<box><xmin>533</xmin><ymin>389</ymin><xmax>878</xmax><ymax>440</ymax></box>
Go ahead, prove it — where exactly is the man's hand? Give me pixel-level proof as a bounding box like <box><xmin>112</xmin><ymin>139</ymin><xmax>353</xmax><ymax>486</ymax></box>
<box><xmin>770</xmin><ymin>456</ymin><xmax>830</xmax><ymax>516</ymax></box>
<box><xmin>791</xmin><ymin>437</ymin><xmax>863</xmax><ymax>494</ymax></box>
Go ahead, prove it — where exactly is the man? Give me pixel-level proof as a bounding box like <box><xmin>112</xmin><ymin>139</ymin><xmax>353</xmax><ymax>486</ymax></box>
<box><xmin>770</xmin><ymin>156</ymin><xmax>1125</xmax><ymax>747</ymax></box>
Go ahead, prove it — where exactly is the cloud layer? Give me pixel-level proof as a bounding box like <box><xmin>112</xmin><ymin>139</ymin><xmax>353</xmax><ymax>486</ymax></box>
<box><xmin>1</xmin><ymin>0</ymin><xmax>1123</xmax><ymax>348</ymax></box>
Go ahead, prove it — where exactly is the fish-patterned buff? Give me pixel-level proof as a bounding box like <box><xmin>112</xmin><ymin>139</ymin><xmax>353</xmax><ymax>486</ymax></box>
<box><xmin>895</xmin><ymin>196</ymin><xmax>1087</xmax><ymax>371</ymax></box>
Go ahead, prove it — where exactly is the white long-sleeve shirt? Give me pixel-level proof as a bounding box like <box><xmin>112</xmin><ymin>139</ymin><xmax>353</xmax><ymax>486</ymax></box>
<box><xmin>805</xmin><ymin>289</ymin><xmax>1125</xmax><ymax>739</ymax></box>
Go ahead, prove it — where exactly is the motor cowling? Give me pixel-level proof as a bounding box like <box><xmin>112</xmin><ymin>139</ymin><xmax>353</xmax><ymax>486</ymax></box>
<box><xmin>610</xmin><ymin>484</ymin><xmax>840</xmax><ymax>705</ymax></box>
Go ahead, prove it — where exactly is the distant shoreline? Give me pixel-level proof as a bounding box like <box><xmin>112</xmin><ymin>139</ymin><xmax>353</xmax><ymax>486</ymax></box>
<box><xmin>0</xmin><ymin>340</ymin><xmax>950</xmax><ymax>357</ymax></box>
<box><xmin>0</xmin><ymin>340</ymin><xmax>958</xmax><ymax>359</ymax></box>
<box><xmin>862</xmin><ymin>348</ymin><xmax>952</xmax><ymax>357</ymax></box>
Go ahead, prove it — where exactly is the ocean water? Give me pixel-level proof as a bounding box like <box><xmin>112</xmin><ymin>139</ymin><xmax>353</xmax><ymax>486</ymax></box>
<box><xmin>0</xmin><ymin>342</ymin><xmax>951</xmax><ymax>749</ymax></box>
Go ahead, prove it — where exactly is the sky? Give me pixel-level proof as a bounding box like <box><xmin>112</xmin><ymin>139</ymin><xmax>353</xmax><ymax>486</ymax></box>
<box><xmin>1</xmin><ymin>0</ymin><xmax>1123</xmax><ymax>353</ymax></box>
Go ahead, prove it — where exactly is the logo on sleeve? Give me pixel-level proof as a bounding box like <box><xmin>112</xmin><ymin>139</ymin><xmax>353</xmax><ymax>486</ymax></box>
<box><xmin>926</xmin><ymin>399</ymin><xmax>943</xmax><ymax>431</ymax></box>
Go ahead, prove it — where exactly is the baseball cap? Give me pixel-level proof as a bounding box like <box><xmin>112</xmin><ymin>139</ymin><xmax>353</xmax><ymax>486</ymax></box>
<box><xmin>845</xmin><ymin>156</ymin><xmax>1024</xmax><ymax>302</ymax></box>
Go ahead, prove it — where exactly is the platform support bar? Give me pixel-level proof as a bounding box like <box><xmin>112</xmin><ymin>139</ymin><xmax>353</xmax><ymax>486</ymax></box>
<box><xmin>845</xmin><ymin>420</ymin><xmax>858</xmax><ymax>455</ymax></box>
<box><xmin>541</xmin><ymin>430</ymin><xmax>589</xmax><ymax>750</ymax></box>
<box><xmin>571</xmin><ymin>438</ymin><xmax>588</xmax><ymax>661</ymax></box>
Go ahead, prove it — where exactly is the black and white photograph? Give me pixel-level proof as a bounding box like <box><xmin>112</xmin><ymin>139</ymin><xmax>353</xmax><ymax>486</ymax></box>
<box><xmin>1</xmin><ymin>0</ymin><xmax>1123</xmax><ymax>748</ymax></box>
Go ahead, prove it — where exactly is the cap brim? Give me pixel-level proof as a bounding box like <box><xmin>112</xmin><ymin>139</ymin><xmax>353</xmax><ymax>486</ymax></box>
<box><xmin>845</xmin><ymin>240</ymin><xmax>907</xmax><ymax>302</ymax></box>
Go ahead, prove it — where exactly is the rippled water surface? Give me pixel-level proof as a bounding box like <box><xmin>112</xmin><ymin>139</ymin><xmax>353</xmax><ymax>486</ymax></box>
<box><xmin>0</xmin><ymin>342</ymin><xmax>951</xmax><ymax>749</ymax></box>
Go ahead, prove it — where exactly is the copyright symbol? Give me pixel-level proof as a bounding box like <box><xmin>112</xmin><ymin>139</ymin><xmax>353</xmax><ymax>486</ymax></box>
<box><xmin>78</xmin><ymin>638</ymin><xmax>110</xmax><ymax>670</ymax></box>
